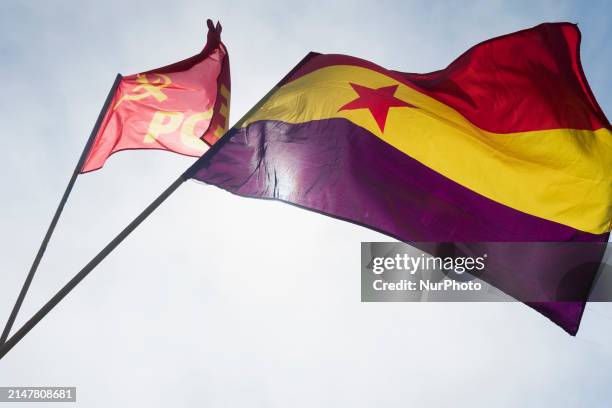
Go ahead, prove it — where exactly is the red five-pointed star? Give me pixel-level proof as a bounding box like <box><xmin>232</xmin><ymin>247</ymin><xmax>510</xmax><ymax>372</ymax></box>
<box><xmin>339</xmin><ymin>83</ymin><xmax>415</xmax><ymax>132</ymax></box>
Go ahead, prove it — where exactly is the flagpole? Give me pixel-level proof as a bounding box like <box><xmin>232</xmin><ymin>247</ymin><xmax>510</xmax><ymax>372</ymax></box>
<box><xmin>0</xmin><ymin>131</ymin><xmax>236</xmax><ymax>360</ymax></box>
<box><xmin>0</xmin><ymin>74</ymin><xmax>122</xmax><ymax>346</ymax></box>
<box><xmin>0</xmin><ymin>54</ymin><xmax>310</xmax><ymax>360</ymax></box>
<box><xmin>0</xmin><ymin>174</ymin><xmax>186</xmax><ymax>361</ymax></box>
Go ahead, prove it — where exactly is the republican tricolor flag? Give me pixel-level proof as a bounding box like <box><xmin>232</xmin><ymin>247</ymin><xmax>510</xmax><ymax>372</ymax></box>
<box><xmin>81</xmin><ymin>19</ymin><xmax>230</xmax><ymax>173</ymax></box>
<box><xmin>188</xmin><ymin>23</ymin><xmax>611</xmax><ymax>334</ymax></box>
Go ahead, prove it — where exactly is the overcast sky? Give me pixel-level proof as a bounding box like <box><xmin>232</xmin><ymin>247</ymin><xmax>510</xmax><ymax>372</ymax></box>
<box><xmin>1</xmin><ymin>0</ymin><xmax>611</xmax><ymax>406</ymax></box>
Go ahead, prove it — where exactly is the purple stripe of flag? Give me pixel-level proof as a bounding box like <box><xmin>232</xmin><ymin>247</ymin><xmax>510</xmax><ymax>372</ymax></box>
<box><xmin>191</xmin><ymin>118</ymin><xmax>608</xmax><ymax>333</ymax></box>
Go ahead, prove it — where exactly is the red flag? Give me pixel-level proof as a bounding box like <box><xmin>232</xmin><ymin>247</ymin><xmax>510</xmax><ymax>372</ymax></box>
<box><xmin>81</xmin><ymin>19</ymin><xmax>230</xmax><ymax>173</ymax></box>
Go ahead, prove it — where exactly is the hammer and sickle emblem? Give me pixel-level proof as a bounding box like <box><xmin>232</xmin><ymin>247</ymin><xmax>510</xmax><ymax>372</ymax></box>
<box><xmin>113</xmin><ymin>73</ymin><xmax>172</xmax><ymax>110</ymax></box>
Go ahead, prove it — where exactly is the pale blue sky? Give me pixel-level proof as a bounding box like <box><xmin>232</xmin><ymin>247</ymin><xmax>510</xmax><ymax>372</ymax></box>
<box><xmin>0</xmin><ymin>1</ymin><xmax>611</xmax><ymax>407</ymax></box>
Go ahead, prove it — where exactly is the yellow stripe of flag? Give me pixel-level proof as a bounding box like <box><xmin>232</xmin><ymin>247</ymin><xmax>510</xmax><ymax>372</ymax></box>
<box><xmin>242</xmin><ymin>65</ymin><xmax>612</xmax><ymax>234</ymax></box>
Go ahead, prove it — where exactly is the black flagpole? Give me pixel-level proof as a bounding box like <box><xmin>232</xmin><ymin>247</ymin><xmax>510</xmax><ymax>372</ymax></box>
<box><xmin>0</xmin><ymin>74</ymin><xmax>122</xmax><ymax>346</ymax></box>
<box><xmin>0</xmin><ymin>174</ymin><xmax>186</xmax><ymax>361</ymax></box>
<box><xmin>0</xmin><ymin>54</ymin><xmax>308</xmax><ymax>360</ymax></box>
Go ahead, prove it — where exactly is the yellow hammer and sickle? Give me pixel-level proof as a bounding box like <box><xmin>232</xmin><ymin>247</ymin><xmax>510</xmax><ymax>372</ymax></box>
<box><xmin>113</xmin><ymin>73</ymin><xmax>172</xmax><ymax>110</ymax></box>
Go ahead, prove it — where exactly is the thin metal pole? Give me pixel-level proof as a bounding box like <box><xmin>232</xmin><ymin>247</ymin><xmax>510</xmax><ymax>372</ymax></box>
<box><xmin>0</xmin><ymin>54</ymin><xmax>308</xmax><ymax>359</ymax></box>
<box><xmin>0</xmin><ymin>74</ymin><xmax>123</xmax><ymax>345</ymax></box>
<box><xmin>0</xmin><ymin>175</ymin><xmax>186</xmax><ymax>361</ymax></box>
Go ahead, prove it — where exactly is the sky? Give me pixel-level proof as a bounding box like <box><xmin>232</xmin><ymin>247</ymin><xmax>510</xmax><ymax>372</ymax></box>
<box><xmin>0</xmin><ymin>0</ymin><xmax>611</xmax><ymax>406</ymax></box>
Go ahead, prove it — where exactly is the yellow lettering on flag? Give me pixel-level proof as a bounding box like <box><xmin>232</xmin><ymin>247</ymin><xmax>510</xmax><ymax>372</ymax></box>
<box><xmin>214</xmin><ymin>84</ymin><xmax>231</xmax><ymax>138</ymax></box>
<box><xmin>181</xmin><ymin>110</ymin><xmax>213</xmax><ymax>152</ymax></box>
<box><xmin>144</xmin><ymin>111</ymin><xmax>183</xmax><ymax>143</ymax></box>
